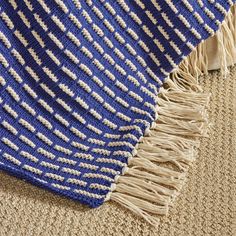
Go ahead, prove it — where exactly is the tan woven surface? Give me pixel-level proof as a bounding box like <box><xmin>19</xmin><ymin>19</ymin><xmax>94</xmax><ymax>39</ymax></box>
<box><xmin>0</xmin><ymin>67</ymin><xmax>236</xmax><ymax>236</ymax></box>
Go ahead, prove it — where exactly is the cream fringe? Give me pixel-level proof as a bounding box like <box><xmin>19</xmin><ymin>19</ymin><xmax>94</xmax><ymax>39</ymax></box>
<box><xmin>107</xmin><ymin>5</ymin><xmax>236</xmax><ymax>227</ymax></box>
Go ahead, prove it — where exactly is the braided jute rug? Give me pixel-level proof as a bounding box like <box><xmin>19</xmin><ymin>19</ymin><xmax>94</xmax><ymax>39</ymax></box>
<box><xmin>0</xmin><ymin>1</ymin><xmax>235</xmax><ymax>229</ymax></box>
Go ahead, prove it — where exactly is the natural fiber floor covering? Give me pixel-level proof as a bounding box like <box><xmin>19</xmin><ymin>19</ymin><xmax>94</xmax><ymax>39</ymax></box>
<box><xmin>0</xmin><ymin>66</ymin><xmax>236</xmax><ymax>236</ymax></box>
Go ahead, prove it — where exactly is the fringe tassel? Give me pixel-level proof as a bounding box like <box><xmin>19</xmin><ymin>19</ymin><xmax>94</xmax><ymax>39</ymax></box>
<box><xmin>107</xmin><ymin>75</ymin><xmax>210</xmax><ymax>226</ymax></box>
<box><xmin>107</xmin><ymin>5</ymin><xmax>236</xmax><ymax>227</ymax></box>
<box><xmin>215</xmin><ymin>18</ymin><xmax>235</xmax><ymax>74</ymax></box>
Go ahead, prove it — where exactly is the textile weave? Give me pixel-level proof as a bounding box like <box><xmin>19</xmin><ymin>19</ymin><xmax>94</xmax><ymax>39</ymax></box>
<box><xmin>0</xmin><ymin>0</ymin><xmax>235</xmax><ymax>209</ymax></box>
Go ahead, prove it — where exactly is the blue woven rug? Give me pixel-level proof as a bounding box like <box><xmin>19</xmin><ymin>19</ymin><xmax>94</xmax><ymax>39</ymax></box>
<box><xmin>0</xmin><ymin>0</ymin><xmax>235</xmax><ymax>226</ymax></box>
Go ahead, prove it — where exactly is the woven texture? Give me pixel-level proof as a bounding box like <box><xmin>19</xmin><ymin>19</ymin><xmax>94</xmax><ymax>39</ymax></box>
<box><xmin>0</xmin><ymin>66</ymin><xmax>235</xmax><ymax>236</ymax></box>
<box><xmin>0</xmin><ymin>0</ymin><xmax>235</xmax><ymax>209</ymax></box>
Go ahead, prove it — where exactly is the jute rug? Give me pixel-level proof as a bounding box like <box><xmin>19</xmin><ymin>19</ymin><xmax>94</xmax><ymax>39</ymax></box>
<box><xmin>0</xmin><ymin>65</ymin><xmax>235</xmax><ymax>236</ymax></box>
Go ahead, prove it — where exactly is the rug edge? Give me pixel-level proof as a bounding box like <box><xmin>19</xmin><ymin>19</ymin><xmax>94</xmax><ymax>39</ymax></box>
<box><xmin>107</xmin><ymin>4</ymin><xmax>236</xmax><ymax>227</ymax></box>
